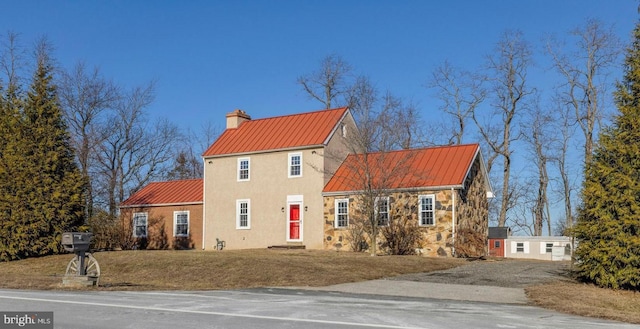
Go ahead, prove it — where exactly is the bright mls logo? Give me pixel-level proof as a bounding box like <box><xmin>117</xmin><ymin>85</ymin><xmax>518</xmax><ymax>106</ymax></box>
<box><xmin>0</xmin><ymin>312</ymin><xmax>53</xmax><ymax>328</ymax></box>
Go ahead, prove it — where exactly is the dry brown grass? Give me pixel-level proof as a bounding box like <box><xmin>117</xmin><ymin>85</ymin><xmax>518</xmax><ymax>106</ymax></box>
<box><xmin>526</xmin><ymin>281</ymin><xmax>640</xmax><ymax>324</ymax></box>
<box><xmin>4</xmin><ymin>250</ymin><xmax>639</xmax><ymax>324</ymax></box>
<box><xmin>0</xmin><ymin>249</ymin><xmax>464</xmax><ymax>290</ymax></box>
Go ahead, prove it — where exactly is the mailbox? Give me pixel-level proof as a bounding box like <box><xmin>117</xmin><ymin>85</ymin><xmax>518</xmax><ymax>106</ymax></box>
<box><xmin>62</xmin><ymin>232</ymin><xmax>92</xmax><ymax>253</ymax></box>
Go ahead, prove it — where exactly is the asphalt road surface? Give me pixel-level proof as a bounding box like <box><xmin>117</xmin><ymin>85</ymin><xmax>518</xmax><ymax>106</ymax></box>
<box><xmin>0</xmin><ymin>288</ymin><xmax>633</xmax><ymax>329</ymax></box>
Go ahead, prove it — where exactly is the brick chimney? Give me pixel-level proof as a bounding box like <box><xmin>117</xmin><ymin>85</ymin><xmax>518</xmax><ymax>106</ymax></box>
<box><xmin>226</xmin><ymin>109</ymin><xmax>251</xmax><ymax>129</ymax></box>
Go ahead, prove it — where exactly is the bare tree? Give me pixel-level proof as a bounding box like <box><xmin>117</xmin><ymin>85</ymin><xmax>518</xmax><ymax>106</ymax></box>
<box><xmin>429</xmin><ymin>61</ymin><xmax>486</xmax><ymax>145</ymax></box>
<box><xmin>297</xmin><ymin>54</ymin><xmax>353</xmax><ymax>109</ymax></box>
<box><xmin>298</xmin><ymin>57</ymin><xmax>424</xmax><ymax>255</ymax></box>
<box><xmin>473</xmin><ymin>30</ymin><xmax>534</xmax><ymax>227</ymax></box>
<box><xmin>546</xmin><ymin>19</ymin><xmax>622</xmax><ymax>165</ymax></box>
<box><xmin>163</xmin><ymin>119</ymin><xmax>223</xmax><ymax>180</ymax></box>
<box><xmin>58</xmin><ymin>62</ymin><xmax>119</xmax><ymax>220</ymax></box>
<box><xmin>387</xmin><ymin>98</ymin><xmax>423</xmax><ymax>149</ymax></box>
<box><xmin>548</xmin><ymin>96</ymin><xmax>578</xmax><ymax>235</ymax></box>
<box><xmin>94</xmin><ymin>83</ymin><xmax>180</xmax><ymax>216</ymax></box>
<box><xmin>0</xmin><ymin>31</ymin><xmax>26</xmax><ymax>101</ymax></box>
<box><xmin>503</xmin><ymin>179</ymin><xmax>535</xmax><ymax>235</ymax></box>
<box><xmin>521</xmin><ymin>98</ymin><xmax>554</xmax><ymax>235</ymax></box>
<box><xmin>192</xmin><ymin>120</ymin><xmax>222</xmax><ymax>155</ymax></box>
<box><xmin>336</xmin><ymin>78</ymin><xmax>421</xmax><ymax>255</ymax></box>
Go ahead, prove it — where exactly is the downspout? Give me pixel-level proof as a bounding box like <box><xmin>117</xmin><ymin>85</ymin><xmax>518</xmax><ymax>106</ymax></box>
<box><xmin>202</xmin><ymin>159</ymin><xmax>207</xmax><ymax>250</ymax></box>
<box><xmin>451</xmin><ymin>187</ymin><xmax>456</xmax><ymax>257</ymax></box>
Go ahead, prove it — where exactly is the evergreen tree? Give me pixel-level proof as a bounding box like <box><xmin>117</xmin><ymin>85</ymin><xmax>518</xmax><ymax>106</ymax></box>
<box><xmin>573</xmin><ymin>22</ymin><xmax>640</xmax><ymax>290</ymax></box>
<box><xmin>165</xmin><ymin>151</ymin><xmax>202</xmax><ymax>180</ymax></box>
<box><xmin>0</xmin><ymin>45</ymin><xmax>84</xmax><ymax>261</ymax></box>
<box><xmin>0</xmin><ymin>70</ymin><xmax>25</xmax><ymax>260</ymax></box>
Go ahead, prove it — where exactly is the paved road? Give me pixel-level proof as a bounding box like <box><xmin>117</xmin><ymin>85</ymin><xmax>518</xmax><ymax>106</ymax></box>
<box><xmin>0</xmin><ymin>288</ymin><xmax>633</xmax><ymax>329</ymax></box>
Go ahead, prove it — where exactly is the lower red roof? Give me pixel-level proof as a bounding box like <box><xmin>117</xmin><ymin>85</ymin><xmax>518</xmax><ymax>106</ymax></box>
<box><xmin>323</xmin><ymin>144</ymin><xmax>480</xmax><ymax>193</ymax></box>
<box><xmin>120</xmin><ymin>179</ymin><xmax>203</xmax><ymax>207</ymax></box>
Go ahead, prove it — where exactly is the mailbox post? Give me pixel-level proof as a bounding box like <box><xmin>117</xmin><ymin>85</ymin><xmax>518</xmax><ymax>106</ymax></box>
<box><xmin>61</xmin><ymin>232</ymin><xmax>100</xmax><ymax>287</ymax></box>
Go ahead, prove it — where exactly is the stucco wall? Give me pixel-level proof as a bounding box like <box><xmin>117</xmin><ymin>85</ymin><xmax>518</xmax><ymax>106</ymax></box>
<box><xmin>202</xmin><ymin>112</ymin><xmax>357</xmax><ymax>250</ymax></box>
<box><xmin>323</xmin><ymin>111</ymin><xmax>359</xmax><ymax>184</ymax></box>
<box><xmin>204</xmin><ymin>147</ymin><xmax>327</xmax><ymax>249</ymax></box>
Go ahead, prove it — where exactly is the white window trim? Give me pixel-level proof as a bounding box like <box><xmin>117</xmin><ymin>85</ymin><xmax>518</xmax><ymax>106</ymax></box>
<box><xmin>375</xmin><ymin>196</ymin><xmax>389</xmax><ymax>226</ymax></box>
<box><xmin>541</xmin><ymin>242</ymin><xmax>555</xmax><ymax>254</ymax></box>
<box><xmin>288</xmin><ymin>152</ymin><xmax>302</xmax><ymax>178</ymax></box>
<box><xmin>513</xmin><ymin>241</ymin><xmax>530</xmax><ymax>254</ymax></box>
<box><xmin>418</xmin><ymin>194</ymin><xmax>436</xmax><ymax>226</ymax></box>
<box><xmin>236</xmin><ymin>199</ymin><xmax>251</xmax><ymax>229</ymax></box>
<box><xmin>132</xmin><ymin>212</ymin><xmax>148</xmax><ymax>238</ymax></box>
<box><xmin>173</xmin><ymin>210</ymin><xmax>189</xmax><ymax>237</ymax></box>
<box><xmin>237</xmin><ymin>157</ymin><xmax>250</xmax><ymax>181</ymax></box>
<box><xmin>335</xmin><ymin>198</ymin><xmax>349</xmax><ymax>228</ymax></box>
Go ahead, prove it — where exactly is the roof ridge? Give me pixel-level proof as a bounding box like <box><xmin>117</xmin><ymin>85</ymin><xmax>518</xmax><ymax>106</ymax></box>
<box><xmin>241</xmin><ymin>107</ymin><xmax>347</xmax><ymax>123</ymax></box>
<box><xmin>347</xmin><ymin>143</ymin><xmax>480</xmax><ymax>157</ymax></box>
<box><xmin>203</xmin><ymin>107</ymin><xmax>350</xmax><ymax>157</ymax></box>
<box><xmin>148</xmin><ymin>178</ymin><xmax>203</xmax><ymax>185</ymax></box>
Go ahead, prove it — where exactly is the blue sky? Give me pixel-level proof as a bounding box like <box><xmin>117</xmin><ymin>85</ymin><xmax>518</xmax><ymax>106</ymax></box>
<box><xmin>2</xmin><ymin>1</ymin><xmax>637</xmax><ymax>137</ymax></box>
<box><xmin>2</xmin><ymin>1</ymin><xmax>637</xmax><ymax>230</ymax></box>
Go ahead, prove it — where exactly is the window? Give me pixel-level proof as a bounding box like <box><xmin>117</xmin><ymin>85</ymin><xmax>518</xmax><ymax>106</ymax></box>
<box><xmin>545</xmin><ymin>243</ymin><xmax>554</xmax><ymax>253</ymax></box>
<box><xmin>341</xmin><ymin>124</ymin><xmax>347</xmax><ymax>138</ymax></box>
<box><xmin>375</xmin><ymin>197</ymin><xmax>389</xmax><ymax>226</ymax></box>
<box><xmin>174</xmin><ymin>211</ymin><xmax>189</xmax><ymax>237</ymax></box>
<box><xmin>288</xmin><ymin>153</ymin><xmax>302</xmax><ymax>177</ymax></box>
<box><xmin>494</xmin><ymin>240</ymin><xmax>501</xmax><ymax>248</ymax></box>
<box><xmin>516</xmin><ymin>242</ymin><xmax>524</xmax><ymax>253</ymax></box>
<box><xmin>335</xmin><ymin>199</ymin><xmax>349</xmax><ymax>228</ymax></box>
<box><xmin>238</xmin><ymin>158</ymin><xmax>250</xmax><ymax>181</ymax></box>
<box><xmin>132</xmin><ymin>212</ymin><xmax>148</xmax><ymax>238</ymax></box>
<box><xmin>236</xmin><ymin>199</ymin><xmax>250</xmax><ymax>229</ymax></box>
<box><xmin>419</xmin><ymin>195</ymin><xmax>435</xmax><ymax>226</ymax></box>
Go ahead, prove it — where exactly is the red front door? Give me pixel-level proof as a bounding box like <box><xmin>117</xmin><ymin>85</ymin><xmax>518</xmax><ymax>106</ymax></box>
<box><xmin>289</xmin><ymin>204</ymin><xmax>300</xmax><ymax>240</ymax></box>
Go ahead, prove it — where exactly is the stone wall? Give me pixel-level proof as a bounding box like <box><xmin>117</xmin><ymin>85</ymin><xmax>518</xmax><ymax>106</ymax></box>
<box><xmin>455</xmin><ymin>157</ymin><xmax>489</xmax><ymax>257</ymax></box>
<box><xmin>322</xmin><ymin>157</ymin><xmax>489</xmax><ymax>257</ymax></box>
<box><xmin>323</xmin><ymin>189</ymin><xmax>456</xmax><ymax>257</ymax></box>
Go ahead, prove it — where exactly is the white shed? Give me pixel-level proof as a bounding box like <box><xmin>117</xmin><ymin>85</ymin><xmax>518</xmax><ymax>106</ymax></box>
<box><xmin>504</xmin><ymin>236</ymin><xmax>572</xmax><ymax>261</ymax></box>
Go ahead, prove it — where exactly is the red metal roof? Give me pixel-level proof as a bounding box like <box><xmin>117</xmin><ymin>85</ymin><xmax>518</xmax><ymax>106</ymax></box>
<box><xmin>203</xmin><ymin>107</ymin><xmax>348</xmax><ymax>157</ymax></box>
<box><xmin>323</xmin><ymin>144</ymin><xmax>480</xmax><ymax>193</ymax></box>
<box><xmin>120</xmin><ymin>179</ymin><xmax>203</xmax><ymax>207</ymax></box>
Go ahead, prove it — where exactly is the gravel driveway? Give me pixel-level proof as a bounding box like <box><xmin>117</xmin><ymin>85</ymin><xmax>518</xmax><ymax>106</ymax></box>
<box><xmin>391</xmin><ymin>258</ymin><xmax>572</xmax><ymax>288</ymax></box>
<box><xmin>304</xmin><ymin>258</ymin><xmax>573</xmax><ymax>304</ymax></box>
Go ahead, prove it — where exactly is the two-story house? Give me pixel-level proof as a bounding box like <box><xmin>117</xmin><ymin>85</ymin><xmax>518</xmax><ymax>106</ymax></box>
<box><xmin>120</xmin><ymin>107</ymin><xmax>492</xmax><ymax>257</ymax></box>
<box><xmin>201</xmin><ymin>107</ymin><xmax>357</xmax><ymax>250</ymax></box>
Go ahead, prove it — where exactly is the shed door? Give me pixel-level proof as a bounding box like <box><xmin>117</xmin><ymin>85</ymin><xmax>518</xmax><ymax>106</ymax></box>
<box><xmin>489</xmin><ymin>239</ymin><xmax>504</xmax><ymax>257</ymax></box>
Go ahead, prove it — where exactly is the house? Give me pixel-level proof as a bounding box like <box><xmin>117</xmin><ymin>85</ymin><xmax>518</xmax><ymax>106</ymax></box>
<box><xmin>120</xmin><ymin>107</ymin><xmax>494</xmax><ymax>257</ymax></box>
<box><xmin>488</xmin><ymin>226</ymin><xmax>511</xmax><ymax>257</ymax></box>
<box><xmin>504</xmin><ymin>236</ymin><xmax>572</xmax><ymax>261</ymax></box>
<box><xmin>119</xmin><ymin>178</ymin><xmax>203</xmax><ymax>249</ymax></box>
<box><xmin>201</xmin><ymin>107</ymin><xmax>357</xmax><ymax>250</ymax></box>
<box><xmin>322</xmin><ymin>144</ymin><xmax>493</xmax><ymax>257</ymax></box>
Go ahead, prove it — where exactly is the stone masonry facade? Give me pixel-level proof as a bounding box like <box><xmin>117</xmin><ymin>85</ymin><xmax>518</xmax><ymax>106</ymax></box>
<box><xmin>322</xmin><ymin>157</ymin><xmax>489</xmax><ymax>257</ymax></box>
